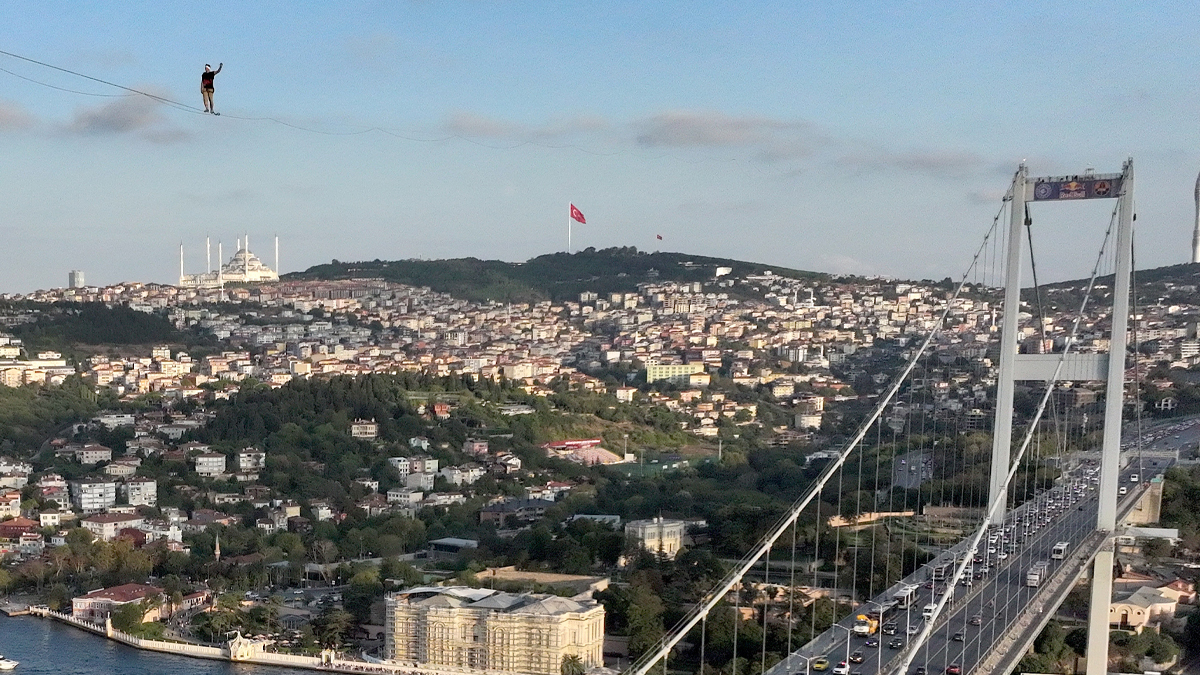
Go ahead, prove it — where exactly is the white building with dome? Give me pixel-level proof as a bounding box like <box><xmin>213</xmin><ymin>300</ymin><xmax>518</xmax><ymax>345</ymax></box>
<box><xmin>179</xmin><ymin>237</ymin><xmax>279</xmax><ymax>288</ymax></box>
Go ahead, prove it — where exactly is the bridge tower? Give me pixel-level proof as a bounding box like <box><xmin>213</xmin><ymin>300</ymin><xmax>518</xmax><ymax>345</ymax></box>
<box><xmin>988</xmin><ymin>161</ymin><xmax>1134</xmax><ymax>675</ymax></box>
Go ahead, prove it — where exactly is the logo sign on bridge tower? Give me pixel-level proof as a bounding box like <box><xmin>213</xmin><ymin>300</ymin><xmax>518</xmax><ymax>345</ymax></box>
<box><xmin>1032</xmin><ymin>174</ymin><xmax>1123</xmax><ymax>201</ymax></box>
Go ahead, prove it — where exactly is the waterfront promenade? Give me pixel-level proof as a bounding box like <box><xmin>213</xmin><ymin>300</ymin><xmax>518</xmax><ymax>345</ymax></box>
<box><xmin>20</xmin><ymin>605</ymin><xmax>486</xmax><ymax>675</ymax></box>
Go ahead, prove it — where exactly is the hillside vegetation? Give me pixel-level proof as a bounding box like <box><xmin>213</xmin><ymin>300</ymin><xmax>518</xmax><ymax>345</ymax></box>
<box><xmin>286</xmin><ymin>247</ymin><xmax>827</xmax><ymax>302</ymax></box>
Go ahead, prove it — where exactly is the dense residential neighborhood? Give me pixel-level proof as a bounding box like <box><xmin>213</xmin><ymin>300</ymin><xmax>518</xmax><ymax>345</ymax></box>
<box><xmin>1</xmin><ymin>253</ymin><xmax>1200</xmax><ymax>673</ymax></box>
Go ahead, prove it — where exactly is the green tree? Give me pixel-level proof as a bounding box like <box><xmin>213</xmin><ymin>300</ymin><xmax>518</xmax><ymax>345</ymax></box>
<box><xmin>626</xmin><ymin>581</ymin><xmax>664</xmax><ymax>659</ymax></box>
<box><xmin>1141</xmin><ymin>537</ymin><xmax>1172</xmax><ymax>559</ymax></box>
<box><xmin>45</xmin><ymin>583</ymin><xmax>71</xmax><ymax>611</ymax></box>
<box><xmin>110</xmin><ymin>601</ymin><xmax>145</xmax><ymax>632</ymax></box>
<box><xmin>313</xmin><ymin>607</ymin><xmax>353</xmax><ymax>648</ymax></box>
<box><xmin>561</xmin><ymin>653</ymin><xmax>585</xmax><ymax>675</ymax></box>
<box><xmin>344</xmin><ymin>569</ymin><xmax>384</xmax><ymax>623</ymax></box>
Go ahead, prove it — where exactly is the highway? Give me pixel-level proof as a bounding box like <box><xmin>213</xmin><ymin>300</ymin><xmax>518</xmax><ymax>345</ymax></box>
<box><xmin>891</xmin><ymin>451</ymin><xmax>932</xmax><ymax>491</ymax></box>
<box><xmin>771</xmin><ymin>414</ymin><xmax>1200</xmax><ymax>675</ymax></box>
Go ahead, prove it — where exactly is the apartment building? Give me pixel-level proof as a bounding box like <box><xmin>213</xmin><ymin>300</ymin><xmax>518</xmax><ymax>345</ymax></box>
<box><xmin>70</xmin><ymin>478</ymin><xmax>117</xmax><ymax>513</ymax></box>
<box><xmin>124</xmin><ymin>478</ymin><xmax>157</xmax><ymax>507</ymax></box>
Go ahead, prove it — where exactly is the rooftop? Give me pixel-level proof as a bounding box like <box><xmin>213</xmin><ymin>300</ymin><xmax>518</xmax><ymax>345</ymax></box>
<box><xmin>78</xmin><ymin>583</ymin><xmax>163</xmax><ymax>604</ymax></box>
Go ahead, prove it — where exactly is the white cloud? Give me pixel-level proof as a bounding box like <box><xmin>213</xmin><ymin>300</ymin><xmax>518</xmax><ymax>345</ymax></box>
<box><xmin>838</xmin><ymin>147</ymin><xmax>984</xmax><ymax>177</ymax></box>
<box><xmin>0</xmin><ymin>100</ymin><xmax>35</xmax><ymax>130</ymax></box>
<box><xmin>65</xmin><ymin>92</ymin><xmax>189</xmax><ymax>142</ymax></box>
<box><xmin>635</xmin><ymin>110</ymin><xmax>809</xmax><ymax>149</ymax></box>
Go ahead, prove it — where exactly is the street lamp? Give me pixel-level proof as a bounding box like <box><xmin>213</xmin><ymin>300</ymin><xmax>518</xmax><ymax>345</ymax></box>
<box><xmin>830</xmin><ymin>623</ymin><xmax>852</xmax><ymax>670</ymax></box>
<box><xmin>788</xmin><ymin>653</ymin><xmax>813</xmax><ymax>675</ymax></box>
<box><xmin>853</xmin><ymin>601</ymin><xmax>886</xmax><ymax>675</ymax></box>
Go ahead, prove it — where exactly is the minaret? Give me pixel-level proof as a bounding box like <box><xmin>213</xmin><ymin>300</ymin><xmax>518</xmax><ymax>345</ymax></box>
<box><xmin>214</xmin><ymin>531</ymin><xmax>221</xmax><ymax>562</ymax></box>
<box><xmin>1193</xmin><ymin>171</ymin><xmax>1200</xmax><ymax>263</ymax></box>
<box><xmin>179</xmin><ymin>242</ymin><xmax>185</xmax><ymax>285</ymax></box>
<box><xmin>206</xmin><ymin>236</ymin><xmax>211</xmax><ymax>274</ymax></box>
<box><xmin>275</xmin><ymin>235</ymin><xmax>279</xmax><ymax>275</ymax></box>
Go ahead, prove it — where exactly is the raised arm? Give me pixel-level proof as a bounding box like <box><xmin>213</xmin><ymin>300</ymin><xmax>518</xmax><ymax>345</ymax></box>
<box><xmin>215</xmin><ymin>62</ymin><xmax>223</xmax><ymax>74</ymax></box>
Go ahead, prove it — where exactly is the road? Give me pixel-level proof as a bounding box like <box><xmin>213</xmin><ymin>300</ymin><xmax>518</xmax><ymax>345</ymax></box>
<box><xmin>891</xmin><ymin>451</ymin><xmax>932</xmax><ymax>491</ymax></box>
<box><xmin>772</xmin><ymin>415</ymin><xmax>1195</xmax><ymax>675</ymax></box>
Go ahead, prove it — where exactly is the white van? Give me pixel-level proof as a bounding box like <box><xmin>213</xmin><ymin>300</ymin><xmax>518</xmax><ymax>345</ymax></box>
<box><xmin>922</xmin><ymin>603</ymin><xmax>937</xmax><ymax>620</ymax></box>
<box><xmin>1130</xmin><ymin>474</ymin><xmax>1139</xmax><ymax>483</ymax></box>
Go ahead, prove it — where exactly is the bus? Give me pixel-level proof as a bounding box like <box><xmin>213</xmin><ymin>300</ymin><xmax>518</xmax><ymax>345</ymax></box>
<box><xmin>893</xmin><ymin>584</ymin><xmax>919</xmax><ymax>609</ymax></box>
<box><xmin>1051</xmin><ymin>541</ymin><xmax>1069</xmax><ymax>560</ymax></box>
<box><xmin>1026</xmin><ymin>561</ymin><xmax>1050</xmax><ymax>587</ymax></box>
<box><xmin>931</xmin><ymin>561</ymin><xmax>953</xmax><ymax>582</ymax></box>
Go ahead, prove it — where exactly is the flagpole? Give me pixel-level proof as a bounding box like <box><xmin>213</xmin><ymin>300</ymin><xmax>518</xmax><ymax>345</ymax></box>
<box><xmin>568</xmin><ymin>203</ymin><xmax>572</xmax><ymax>254</ymax></box>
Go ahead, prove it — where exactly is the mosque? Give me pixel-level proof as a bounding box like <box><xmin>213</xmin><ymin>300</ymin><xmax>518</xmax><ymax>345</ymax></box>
<box><xmin>178</xmin><ymin>235</ymin><xmax>279</xmax><ymax>289</ymax></box>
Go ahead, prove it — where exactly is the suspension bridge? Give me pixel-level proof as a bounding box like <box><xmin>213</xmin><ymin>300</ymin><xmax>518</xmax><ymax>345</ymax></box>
<box><xmin>626</xmin><ymin>160</ymin><xmax>1155</xmax><ymax>675</ymax></box>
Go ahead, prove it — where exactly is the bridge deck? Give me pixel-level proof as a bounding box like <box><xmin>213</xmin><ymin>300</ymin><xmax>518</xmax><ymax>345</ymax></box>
<box><xmin>768</xmin><ymin>456</ymin><xmax>1159</xmax><ymax>675</ymax></box>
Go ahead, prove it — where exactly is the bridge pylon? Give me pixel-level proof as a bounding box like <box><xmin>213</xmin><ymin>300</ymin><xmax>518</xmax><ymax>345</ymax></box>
<box><xmin>987</xmin><ymin>160</ymin><xmax>1134</xmax><ymax>675</ymax></box>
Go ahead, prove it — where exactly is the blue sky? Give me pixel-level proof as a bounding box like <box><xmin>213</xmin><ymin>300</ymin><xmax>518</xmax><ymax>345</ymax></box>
<box><xmin>1</xmin><ymin>1</ymin><xmax>1198</xmax><ymax>292</ymax></box>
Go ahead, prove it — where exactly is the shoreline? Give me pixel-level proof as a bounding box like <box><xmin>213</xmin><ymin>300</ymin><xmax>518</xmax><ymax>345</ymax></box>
<box><xmin>18</xmin><ymin>605</ymin><xmax>463</xmax><ymax>675</ymax></box>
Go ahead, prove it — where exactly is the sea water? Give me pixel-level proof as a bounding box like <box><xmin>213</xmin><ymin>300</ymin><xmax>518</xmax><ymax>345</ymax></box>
<box><xmin>0</xmin><ymin>616</ymin><xmax>313</xmax><ymax>674</ymax></box>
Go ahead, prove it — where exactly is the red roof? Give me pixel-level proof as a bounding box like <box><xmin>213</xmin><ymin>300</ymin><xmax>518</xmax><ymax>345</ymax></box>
<box><xmin>84</xmin><ymin>513</ymin><xmax>141</xmax><ymax>524</ymax></box>
<box><xmin>0</xmin><ymin>517</ymin><xmax>39</xmax><ymax>532</ymax></box>
<box><xmin>79</xmin><ymin>583</ymin><xmax>163</xmax><ymax>603</ymax></box>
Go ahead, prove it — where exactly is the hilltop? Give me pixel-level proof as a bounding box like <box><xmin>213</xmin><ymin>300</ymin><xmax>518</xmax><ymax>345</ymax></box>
<box><xmin>284</xmin><ymin>247</ymin><xmax>828</xmax><ymax>303</ymax></box>
<box><xmin>1030</xmin><ymin>262</ymin><xmax>1200</xmax><ymax>311</ymax></box>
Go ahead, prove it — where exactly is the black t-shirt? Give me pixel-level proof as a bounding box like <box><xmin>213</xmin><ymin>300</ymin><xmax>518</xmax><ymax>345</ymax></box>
<box><xmin>201</xmin><ymin>70</ymin><xmax>216</xmax><ymax>89</ymax></box>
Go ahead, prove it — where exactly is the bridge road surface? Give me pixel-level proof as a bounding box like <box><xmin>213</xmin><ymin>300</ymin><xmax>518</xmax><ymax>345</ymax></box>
<box><xmin>771</xmin><ymin>453</ymin><xmax>1169</xmax><ymax>675</ymax></box>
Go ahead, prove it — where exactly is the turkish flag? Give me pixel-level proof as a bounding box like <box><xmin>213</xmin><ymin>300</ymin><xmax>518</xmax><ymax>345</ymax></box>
<box><xmin>569</xmin><ymin>204</ymin><xmax>586</xmax><ymax>224</ymax></box>
<box><xmin>656</xmin><ymin>234</ymin><xmax>663</xmax><ymax>240</ymax></box>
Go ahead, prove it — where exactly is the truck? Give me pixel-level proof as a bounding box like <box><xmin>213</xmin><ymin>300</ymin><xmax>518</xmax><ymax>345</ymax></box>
<box><xmin>1026</xmin><ymin>561</ymin><xmax>1051</xmax><ymax>587</ymax></box>
<box><xmin>1051</xmin><ymin>541</ymin><xmax>1069</xmax><ymax>560</ymax></box>
<box><xmin>852</xmin><ymin>614</ymin><xmax>879</xmax><ymax>636</ymax></box>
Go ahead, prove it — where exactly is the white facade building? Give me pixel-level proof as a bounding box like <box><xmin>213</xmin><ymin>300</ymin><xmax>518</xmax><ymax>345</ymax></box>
<box><xmin>70</xmin><ymin>479</ymin><xmax>117</xmax><ymax>513</ymax></box>
<box><xmin>193</xmin><ymin>452</ymin><xmax>227</xmax><ymax>477</ymax></box>
<box><xmin>625</xmin><ymin>517</ymin><xmax>686</xmax><ymax>560</ymax></box>
<box><xmin>383</xmin><ymin>587</ymin><xmax>604</xmax><ymax>675</ymax></box>
<box><xmin>124</xmin><ymin>478</ymin><xmax>158</xmax><ymax>507</ymax></box>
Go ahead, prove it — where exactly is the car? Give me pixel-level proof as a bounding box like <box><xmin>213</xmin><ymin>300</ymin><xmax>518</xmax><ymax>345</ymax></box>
<box><xmin>833</xmin><ymin>662</ymin><xmax>850</xmax><ymax>675</ymax></box>
<box><xmin>997</xmin><ymin>552</ymin><xmax>1009</xmax><ymax>560</ymax></box>
<box><xmin>908</xmin><ymin>624</ymin><xmax>921</xmax><ymax>635</ymax></box>
<box><xmin>923</xmin><ymin>581</ymin><xmax>934</xmax><ymax>589</ymax></box>
<box><xmin>882</xmin><ymin>622</ymin><xmax>898</xmax><ymax>635</ymax></box>
<box><xmin>849</xmin><ymin>651</ymin><xmax>864</xmax><ymax>664</ymax></box>
<box><xmin>968</xmin><ymin>614</ymin><xmax>982</xmax><ymax>626</ymax></box>
<box><xmin>864</xmin><ymin>638</ymin><xmax>879</xmax><ymax>648</ymax></box>
<box><xmin>952</xmin><ymin>632</ymin><xmax>964</xmax><ymax>642</ymax></box>
<box><xmin>946</xmin><ymin>665</ymin><xmax>962</xmax><ymax>675</ymax></box>
<box><xmin>913</xmin><ymin>668</ymin><xmax>927</xmax><ymax>675</ymax></box>
<box><xmin>813</xmin><ymin>657</ymin><xmax>830</xmax><ymax>671</ymax></box>
<box><xmin>888</xmin><ymin>638</ymin><xmax>904</xmax><ymax>649</ymax></box>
